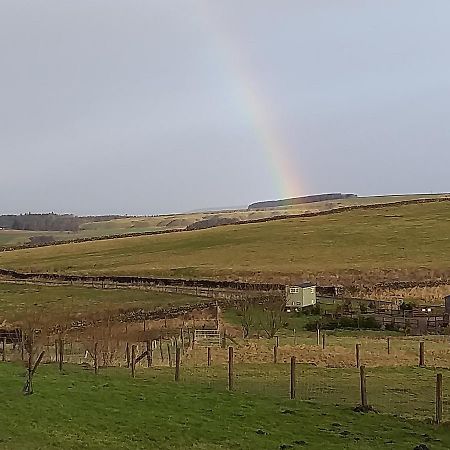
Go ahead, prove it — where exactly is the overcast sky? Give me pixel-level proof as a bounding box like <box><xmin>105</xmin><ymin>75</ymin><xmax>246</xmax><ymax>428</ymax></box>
<box><xmin>1</xmin><ymin>1</ymin><xmax>449</xmax><ymax>215</ymax></box>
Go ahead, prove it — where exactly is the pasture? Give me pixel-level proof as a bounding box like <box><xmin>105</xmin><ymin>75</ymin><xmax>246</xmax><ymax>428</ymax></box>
<box><xmin>1</xmin><ymin>279</ymin><xmax>450</xmax><ymax>449</ymax></box>
<box><xmin>1</xmin><ymin>198</ymin><xmax>449</xmax><ymax>449</ymax></box>
<box><xmin>1</xmin><ymin>361</ymin><xmax>449</xmax><ymax>449</ymax></box>
<box><xmin>0</xmin><ymin>202</ymin><xmax>449</xmax><ymax>287</ymax></box>
<box><xmin>0</xmin><ymin>282</ymin><xmax>205</xmax><ymax>325</ymax></box>
<box><xmin>1</xmin><ymin>194</ymin><xmax>445</xmax><ymax>249</ymax></box>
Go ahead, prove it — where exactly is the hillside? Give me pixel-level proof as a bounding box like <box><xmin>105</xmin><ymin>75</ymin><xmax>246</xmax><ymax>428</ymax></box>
<box><xmin>0</xmin><ymin>201</ymin><xmax>449</xmax><ymax>286</ymax></box>
<box><xmin>0</xmin><ymin>282</ymin><xmax>205</xmax><ymax>324</ymax></box>
<box><xmin>1</xmin><ymin>194</ymin><xmax>446</xmax><ymax>249</ymax></box>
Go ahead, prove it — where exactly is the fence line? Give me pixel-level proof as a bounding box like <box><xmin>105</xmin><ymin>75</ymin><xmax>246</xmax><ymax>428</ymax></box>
<box><xmin>2</xmin><ymin>334</ymin><xmax>449</xmax><ymax>424</ymax></box>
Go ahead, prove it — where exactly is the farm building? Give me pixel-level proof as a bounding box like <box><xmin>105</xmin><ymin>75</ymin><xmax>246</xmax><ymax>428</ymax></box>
<box><xmin>445</xmin><ymin>295</ymin><xmax>450</xmax><ymax>314</ymax></box>
<box><xmin>285</xmin><ymin>283</ymin><xmax>317</xmax><ymax>311</ymax></box>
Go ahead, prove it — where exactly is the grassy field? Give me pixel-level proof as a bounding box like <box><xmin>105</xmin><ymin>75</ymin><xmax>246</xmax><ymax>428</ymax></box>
<box><xmin>0</xmin><ymin>282</ymin><xmax>204</xmax><ymax>324</ymax></box>
<box><xmin>1</xmin><ymin>202</ymin><xmax>449</xmax><ymax>286</ymax></box>
<box><xmin>1</xmin><ymin>362</ymin><xmax>449</xmax><ymax>449</ymax></box>
<box><xmin>1</xmin><ymin>194</ymin><xmax>446</xmax><ymax>249</ymax></box>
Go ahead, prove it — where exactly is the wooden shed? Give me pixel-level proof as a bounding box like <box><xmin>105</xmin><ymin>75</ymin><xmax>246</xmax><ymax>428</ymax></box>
<box><xmin>445</xmin><ymin>295</ymin><xmax>450</xmax><ymax>314</ymax></box>
<box><xmin>285</xmin><ymin>283</ymin><xmax>317</xmax><ymax>311</ymax></box>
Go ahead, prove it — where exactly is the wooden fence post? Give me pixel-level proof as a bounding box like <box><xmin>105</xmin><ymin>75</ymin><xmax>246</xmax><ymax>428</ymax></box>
<box><xmin>175</xmin><ymin>347</ymin><xmax>181</xmax><ymax>382</ymax></box>
<box><xmin>359</xmin><ymin>365</ymin><xmax>368</xmax><ymax>410</ymax></box>
<box><xmin>387</xmin><ymin>337</ymin><xmax>390</xmax><ymax>355</ymax></box>
<box><xmin>58</xmin><ymin>337</ymin><xmax>64</xmax><ymax>372</ymax></box>
<box><xmin>54</xmin><ymin>340</ymin><xmax>58</xmax><ymax>362</ymax></box>
<box><xmin>126</xmin><ymin>343</ymin><xmax>130</xmax><ymax>368</ymax></box>
<box><xmin>322</xmin><ymin>333</ymin><xmax>326</xmax><ymax>350</ymax></box>
<box><xmin>419</xmin><ymin>342</ymin><xmax>425</xmax><ymax>367</ymax></box>
<box><xmin>181</xmin><ymin>329</ymin><xmax>185</xmax><ymax>354</ymax></box>
<box><xmin>26</xmin><ymin>345</ymin><xmax>34</xmax><ymax>394</ymax></box>
<box><xmin>131</xmin><ymin>345</ymin><xmax>136</xmax><ymax>378</ymax></box>
<box><xmin>146</xmin><ymin>340</ymin><xmax>152</xmax><ymax>368</ymax></box>
<box><xmin>167</xmin><ymin>343</ymin><xmax>172</xmax><ymax>368</ymax></box>
<box><xmin>273</xmin><ymin>346</ymin><xmax>278</xmax><ymax>364</ymax></box>
<box><xmin>228</xmin><ymin>347</ymin><xmax>234</xmax><ymax>391</ymax></box>
<box><xmin>316</xmin><ymin>326</ymin><xmax>320</xmax><ymax>346</ymax></box>
<box><xmin>207</xmin><ymin>347</ymin><xmax>212</xmax><ymax>367</ymax></box>
<box><xmin>356</xmin><ymin>344</ymin><xmax>361</xmax><ymax>368</ymax></box>
<box><xmin>21</xmin><ymin>334</ymin><xmax>24</xmax><ymax>361</ymax></box>
<box><xmin>159</xmin><ymin>339</ymin><xmax>164</xmax><ymax>362</ymax></box>
<box><xmin>1</xmin><ymin>338</ymin><xmax>5</xmax><ymax>362</ymax></box>
<box><xmin>275</xmin><ymin>336</ymin><xmax>279</xmax><ymax>348</ymax></box>
<box><xmin>290</xmin><ymin>356</ymin><xmax>296</xmax><ymax>400</ymax></box>
<box><xmin>94</xmin><ymin>342</ymin><xmax>98</xmax><ymax>375</ymax></box>
<box><xmin>435</xmin><ymin>373</ymin><xmax>443</xmax><ymax>425</ymax></box>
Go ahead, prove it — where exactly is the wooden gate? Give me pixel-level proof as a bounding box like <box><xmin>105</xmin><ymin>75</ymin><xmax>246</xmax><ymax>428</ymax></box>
<box><xmin>194</xmin><ymin>330</ymin><xmax>221</xmax><ymax>347</ymax></box>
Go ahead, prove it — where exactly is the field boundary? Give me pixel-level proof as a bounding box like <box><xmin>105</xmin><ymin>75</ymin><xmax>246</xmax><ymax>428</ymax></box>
<box><xmin>1</xmin><ymin>196</ymin><xmax>449</xmax><ymax>253</ymax></box>
<box><xmin>0</xmin><ymin>268</ymin><xmax>344</xmax><ymax>298</ymax></box>
<box><xmin>2</xmin><ymin>333</ymin><xmax>450</xmax><ymax>425</ymax></box>
<box><xmin>2</xmin><ymin>265</ymin><xmax>449</xmax><ymax>297</ymax></box>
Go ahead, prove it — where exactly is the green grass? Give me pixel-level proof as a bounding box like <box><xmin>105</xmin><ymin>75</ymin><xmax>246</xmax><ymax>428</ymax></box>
<box><xmin>1</xmin><ymin>193</ymin><xmax>446</xmax><ymax>250</ymax></box>
<box><xmin>0</xmin><ymin>282</ymin><xmax>204</xmax><ymax>323</ymax></box>
<box><xmin>1</xmin><ymin>202</ymin><xmax>449</xmax><ymax>284</ymax></box>
<box><xmin>1</xmin><ymin>362</ymin><xmax>449</xmax><ymax>449</ymax></box>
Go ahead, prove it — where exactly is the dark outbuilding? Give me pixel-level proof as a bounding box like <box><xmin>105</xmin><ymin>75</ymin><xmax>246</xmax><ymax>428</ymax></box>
<box><xmin>445</xmin><ymin>295</ymin><xmax>450</xmax><ymax>314</ymax></box>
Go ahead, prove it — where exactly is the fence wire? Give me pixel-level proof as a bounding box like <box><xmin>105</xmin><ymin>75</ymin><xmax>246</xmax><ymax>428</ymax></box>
<box><xmin>2</xmin><ymin>337</ymin><xmax>449</xmax><ymax>424</ymax></box>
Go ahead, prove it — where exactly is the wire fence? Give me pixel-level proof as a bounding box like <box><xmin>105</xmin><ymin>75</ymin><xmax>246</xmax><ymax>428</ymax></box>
<box><xmin>176</xmin><ymin>363</ymin><xmax>449</xmax><ymax>423</ymax></box>
<box><xmin>2</xmin><ymin>334</ymin><xmax>449</xmax><ymax>424</ymax></box>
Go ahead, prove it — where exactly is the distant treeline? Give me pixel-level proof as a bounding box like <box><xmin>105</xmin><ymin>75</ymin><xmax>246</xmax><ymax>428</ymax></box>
<box><xmin>0</xmin><ymin>213</ymin><xmax>125</xmax><ymax>232</ymax></box>
<box><xmin>248</xmin><ymin>193</ymin><xmax>357</xmax><ymax>210</ymax></box>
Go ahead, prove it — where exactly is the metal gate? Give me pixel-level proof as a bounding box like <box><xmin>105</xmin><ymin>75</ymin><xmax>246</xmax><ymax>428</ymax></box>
<box><xmin>194</xmin><ymin>330</ymin><xmax>221</xmax><ymax>347</ymax></box>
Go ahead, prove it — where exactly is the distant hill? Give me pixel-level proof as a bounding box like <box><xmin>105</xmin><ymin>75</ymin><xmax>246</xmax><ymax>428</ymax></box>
<box><xmin>1</xmin><ymin>201</ymin><xmax>449</xmax><ymax>288</ymax></box>
<box><xmin>2</xmin><ymin>194</ymin><xmax>447</xmax><ymax>249</ymax></box>
<box><xmin>248</xmin><ymin>193</ymin><xmax>357</xmax><ymax>210</ymax></box>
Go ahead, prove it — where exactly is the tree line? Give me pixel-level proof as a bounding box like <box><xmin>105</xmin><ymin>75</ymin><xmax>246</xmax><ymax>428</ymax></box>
<box><xmin>0</xmin><ymin>213</ymin><xmax>127</xmax><ymax>232</ymax></box>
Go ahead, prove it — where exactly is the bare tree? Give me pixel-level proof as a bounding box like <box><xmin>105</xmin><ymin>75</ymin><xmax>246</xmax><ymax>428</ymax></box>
<box><xmin>22</xmin><ymin>327</ymin><xmax>45</xmax><ymax>395</ymax></box>
<box><xmin>259</xmin><ymin>301</ymin><xmax>286</xmax><ymax>339</ymax></box>
<box><xmin>238</xmin><ymin>301</ymin><xmax>255</xmax><ymax>339</ymax></box>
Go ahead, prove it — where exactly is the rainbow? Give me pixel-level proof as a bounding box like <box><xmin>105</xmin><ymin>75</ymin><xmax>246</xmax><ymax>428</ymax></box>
<box><xmin>197</xmin><ymin>2</ymin><xmax>304</xmax><ymax>199</ymax></box>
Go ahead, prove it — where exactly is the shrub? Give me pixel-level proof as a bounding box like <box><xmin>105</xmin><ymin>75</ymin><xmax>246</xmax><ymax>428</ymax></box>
<box><xmin>305</xmin><ymin>315</ymin><xmax>381</xmax><ymax>331</ymax></box>
<box><xmin>302</xmin><ymin>304</ymin><xmax>321</xmax><ymax>316</ymax></box>
<box><xmin>359</xmin><ymin>302</ymin><xmax>368</xmax><ymax>314</ymax></box>
<box><xmin>400</xmin><ymin>302</ymin><xmax>414</xmax><ymax>311</ymax></box>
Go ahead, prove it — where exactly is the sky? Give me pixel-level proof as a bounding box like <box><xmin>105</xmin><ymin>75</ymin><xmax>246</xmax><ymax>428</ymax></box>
<box><xmin>1</xmin><ymin>0</ymin><xmax>449</xmax><ymax>215</ymax></box>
